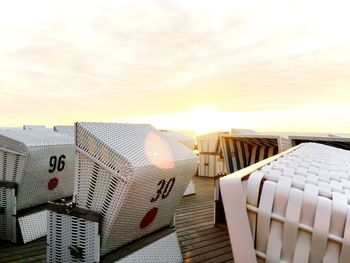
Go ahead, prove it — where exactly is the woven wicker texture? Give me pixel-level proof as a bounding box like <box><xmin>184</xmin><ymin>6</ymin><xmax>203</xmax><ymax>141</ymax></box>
<box><xmin>0</xmin><ymin>187</ymin><xmax>16</xmax><ymax>242</ymax></box>
<box><xmin>75</xmin><ymin>123</ymin><xmax>198</xmax><ymax>255</ymax></box>
<box><xmin>0</xmin><ymin>130</ymin><xmax>75</xmax><ymax>210</ymax></box>
<box><xmin>54</xmin><ymin>125</ymin><xmax>75</xmax><ymax>137</ymax></box>
<box><xmin>47</xmin><ymin>210</ymin><xmax>100</xmax><ymax>263</ymax></box>
<box><xmin>221</xmin><ymin>143</ymin><xmax>350</xmax><ymax>263</ymax></box>
<box><xmin>18</xmin><ymin>210</ymin><xmax>47</xmax><ymax>243</ymax></box>
<box><xmin>161</xmin><ymin>131</ymin><xmax>196</xmax><ymax>196</ymax></box>
<box><xmin>116</xmin><ymin>232</ymin><xmax>182</xmax><ymax>263</ymax></box>
<box><xmin>161</xmin><ymin>131</ymin><xmax>195</xmax><ymax>150</ymax></box>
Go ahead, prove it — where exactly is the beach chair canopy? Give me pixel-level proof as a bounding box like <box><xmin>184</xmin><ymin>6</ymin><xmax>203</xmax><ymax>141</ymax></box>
<box><xmin>231</xmin><ymin>128</ymin><xmax>257</xmax><ymax>135</ymax></box>
<box><xmin>74</xmin><ymin>123</ymin><xmax>198</xmax><ymax>255</ymax></box>
<box><xmin>221</xmin><ymin>134</ymin><xmax>291</xmax><ymax>174</ymax></box>
<box><xmin>220</xmin><ymin>143</ymin><xmax>350</xmax><ymax>263</ymax></box>
<box><xmin>0</xmin><ymin>130</ymin><xmax>75</xmax><ymax>210</ymax></box>
<box><xmin>0</xmin><ymin>127</ymin><xmax>21</xmax><ymax>131</ymax></box>
<box><xmin>53</xmin><ymin>125</ymin><xmax>74</xmax><ymax>137</ymax></box>
<box><xmin>290</xmin><ymin>135</ymin><xmax>350</xmax><ymax>151</ymax></box>
<box><xmin>23</xmin><ymin>125</ymin><xmax>48</xmax><ymax>131</ymax></box>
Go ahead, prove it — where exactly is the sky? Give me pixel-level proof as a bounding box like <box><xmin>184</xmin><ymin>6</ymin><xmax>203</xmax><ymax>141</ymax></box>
<box><xmin>1</xmin><ymin>0</ymin><xmax>350</xmax><ymax>134</ymax></box>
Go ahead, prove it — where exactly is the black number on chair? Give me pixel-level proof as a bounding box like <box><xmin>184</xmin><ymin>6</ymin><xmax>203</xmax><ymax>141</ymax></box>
<box><xmin>58</xmin><ymin>155</ymin><xmax>66</xmax><ymax>171</ymax></box>
<box><xmin>151</xmin><ymin>177</ymin><xmax>176</xmax><ymax>203</ymax></box>
<box><xmin>49</xmin><ymin>155</ymin><xmax>66</xmax><ymax>173</ymax></box>
<box><xmin>49</xmin><ymin>156</ymin><xmax>57</xmax><ymax>173</ymax></box>
<box><xmin>151</xmin><ymin>179</ymin><xmax>165</xmax><ymax>203</ymax></box>
<box><xmin>162</xmin><ymin>177</ymin><xmax>175</xmax><ymax>199</ymax></box>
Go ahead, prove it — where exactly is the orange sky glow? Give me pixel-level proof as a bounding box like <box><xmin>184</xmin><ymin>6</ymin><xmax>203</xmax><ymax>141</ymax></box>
<box><xmin>1</xmin><ymin>0</ymin><xmax>350</xmax><ymax>135</ymax></box>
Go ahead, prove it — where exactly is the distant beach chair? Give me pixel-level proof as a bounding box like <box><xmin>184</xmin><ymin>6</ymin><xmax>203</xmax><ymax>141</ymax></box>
<box><xmin>289</xmin><ymin>135</ymin><xmax>350</xmax><ymax>151</ymax></box>
<box><xmin>53</xmin><ymin>125</ymin><xmax>75</xmax><ymax>137</ymax></box>
<box><xmin>197</xmin><ymin>131</ymin><xmax>229</xmax><ymax>178</ymax></box>
<box><xmin>162</xmin><ymin>130</ymin><xmax>197</xmax><ymax>196</ymax></box>
<box><xmin>0</xmin><ymin>127</ymin><xmax>21</xmax><ymax>131</ymax></box>
<box><xmin>23</xmin><ymin>125</ymin><xmax>49</xmax><ymax>131</ymax></box>
<box><xmin>220</xmin><ymin>143</ymin><xmax>350</xmax><ymax>262</ymax></box>
<box><xmin>231</xmin><ymin>128</ymin><xmax>257</xmax><ymax>135</ymax></box>
<box><xmin>47</xmin><ymin>123</ymin><xmax>198</xmax><ymax>262</ymax></box>
<box><xmin>0</xmin><ymin>130</ymin><xmax>74</xmax><ymax>243</ymax></box>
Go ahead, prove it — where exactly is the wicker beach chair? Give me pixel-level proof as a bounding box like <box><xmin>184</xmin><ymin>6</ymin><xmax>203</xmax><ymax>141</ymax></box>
<box><xmin>23</xmin><ymin>125</ymin><xmax>49</xmax><ymax>131</ymax></box>
<box><xmin>220</xmin><ymin>143</ymin><xmax>350</xmax><ymax>263</ymax></box>
<box><xmin>289</xmin><ymin>135</ymin><xmax>350</xmax><ymax>151</ymax></box>
<box><xmin>221</xmin><ymin>135</ymin><xmax>291</xmax><ymax>174</ymax></box>
<box><xmin>197</xmin><ymin>131</ymin><xmax>228</xmax><ymax>177</ymax></box>
<box><xmin>0</xmin><ymin>130</ymin><xmax>74</xmax><ymax>243</ymax></box>
<box><xmin>231</xmin><ymin>128</ymin><xmax>257</xmax><ymax>135</ymax></box>
<box><xmin>47</xmin><ymin>123</ymin><xmax>198</xmax><ymax>262</ymax></box>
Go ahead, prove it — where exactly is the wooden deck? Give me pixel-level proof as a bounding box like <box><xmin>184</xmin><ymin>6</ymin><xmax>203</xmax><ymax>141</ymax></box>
<box><xmin>0</xmin><ymin>176</ymin><xmax>232</xmax><ymax>262</ymax></box>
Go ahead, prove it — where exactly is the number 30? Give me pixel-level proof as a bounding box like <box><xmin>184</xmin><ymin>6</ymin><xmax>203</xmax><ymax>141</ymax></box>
<box><xmin>151</xmin><ymin>177</ymin><xmax>175</xmax><ymax>203</ymax></box>
<box><xmin>49</xmin><ymin>155</ymin><xmax>66</xmax><ymax>173</ymax></box>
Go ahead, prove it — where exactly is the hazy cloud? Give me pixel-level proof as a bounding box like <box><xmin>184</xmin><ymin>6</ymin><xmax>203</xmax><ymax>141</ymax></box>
<box><xmin>0</xmin><ymin>0</ymin><xmax>350</xmax><ymax>127</ymax></box>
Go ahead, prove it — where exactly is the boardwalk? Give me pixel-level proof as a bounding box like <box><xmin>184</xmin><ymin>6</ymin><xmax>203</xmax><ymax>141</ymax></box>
<box><xmin>0</xmin><ymin>176</ymin><xmax>232</xmax><ymax>262</ymax></box>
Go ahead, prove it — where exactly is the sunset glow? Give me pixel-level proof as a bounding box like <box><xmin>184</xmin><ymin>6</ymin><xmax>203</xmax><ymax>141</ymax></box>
<box><xmin>1</xmin><ymin>0</ymin><xmax>350</xmax><ymax>133</ymax></box>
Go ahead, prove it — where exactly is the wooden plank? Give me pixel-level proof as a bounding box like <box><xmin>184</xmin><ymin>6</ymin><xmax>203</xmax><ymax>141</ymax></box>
<box><xmin>0</xmin><ymin>175</ymin><xmax>233</xmax><ymax>262</ymax></box>
<box><xmin>183</xmin><ymin>239</ymin><xmax>231</xmax><ymax>259</ymax></box>
<box><xmin>180</xmin><ymin>231</ymin><xmax>229</xmax><ymax>247</ymax></box>
<box><xmin>176</xmin><ymin>214</ymin><xmax>214</xmax><ymax>227</ymax></box>
<box><xmin>181</xmin><ymin>235</ymin><xmax>230</xmax><ymax>253</ymax></box>
<box><xmin>178</xmin><ymin>227</ymin><xmax>227</xmax><ymax>242</ymax></box>
<box><xmin>183</xmin><ymin>245</ymin><xmax>232</xmax><ymax>263</ymax></box>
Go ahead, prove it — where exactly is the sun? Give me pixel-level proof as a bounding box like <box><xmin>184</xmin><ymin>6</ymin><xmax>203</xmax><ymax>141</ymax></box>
<box><xmin>190</xmin><ymin>106</ymin><xmax>217</xmax><ymax>136</ymax></box>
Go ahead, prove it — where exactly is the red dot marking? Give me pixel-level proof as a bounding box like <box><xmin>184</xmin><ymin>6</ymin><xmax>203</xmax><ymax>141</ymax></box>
<box><xmin>140</xmin><ymin>207</ymin><xmax>158</xmax><ymax>229</ymax></box>
<box><xmin>48</xmin><ymin>177</ymin><xmax>59</xmax><ymax>190</ymax></box>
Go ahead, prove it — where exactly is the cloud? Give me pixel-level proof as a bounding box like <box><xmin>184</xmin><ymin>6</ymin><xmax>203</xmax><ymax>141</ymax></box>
<box><xmin>0</xmin><ymin>0</ymin><xmax>350</xmax><ymax>128</ymax></box>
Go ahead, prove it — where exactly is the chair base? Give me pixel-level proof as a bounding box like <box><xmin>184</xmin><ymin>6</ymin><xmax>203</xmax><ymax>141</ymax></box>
<box><xmin>47</xmin><ymin>203</ymin><xmax>183</xmax><ymax>263</ymax></box>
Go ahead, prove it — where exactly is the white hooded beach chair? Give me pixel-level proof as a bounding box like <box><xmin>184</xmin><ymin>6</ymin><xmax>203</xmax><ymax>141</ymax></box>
<box><xmin>197</xmin><ymin>131</ymin><xmax>228</xmax><ymax>177</ymax></box>
<box><xmin>53</xmin><ymin>125</ymin><xmax>74</xmax><ymax>137</ymax></box>
<box><xmin>0</xmin><ymin>130</ymin><xmax>74</xmax><ymax>243</ymax></box>
<box><xmin>289</xmin><ymin>135</ymin><xmax>350</xmax><ymax>151</ymax></box>
<box><xmin>221</xmin><ymin>134</ymin><xmax>291</xmax><ymax>174</ymax></box>
<box><xmin>47</xmin><ymin>123</ymin><xmax>198</xmax><ymax>262</ymax></box>
<box><xmin>162</xmin><ymin>130</ymin><xmax>196</xmax><ymax>196</ymax></box>
<box><xmin>23</xmin><ymin>125</ymin><xmax>49</xmax><ymax>131</ymax></box>
<box><xmin>231</xmin><ymin>128</ymin><xmax>257</xmax><ymax>135</ymax></box>
<box><xmin>220</xmin><ymin>143</ymin><xmax>350</xmax><ymax>263</ymax></box>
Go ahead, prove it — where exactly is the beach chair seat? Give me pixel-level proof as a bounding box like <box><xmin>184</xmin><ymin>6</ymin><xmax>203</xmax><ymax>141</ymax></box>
<box><xmin>0</xmin><ymin>130</ymin><xmax>74</xmax><ymax>243</ymax></box>
<box><xmin>220</xmin><ymin>143</ymin><xmax>350</xmax><ymax>263</ymax></box>
<box><xmin>47</xmin><ymin>123</ymin><xmax>198</xmax><ymax>262</ymax></box>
